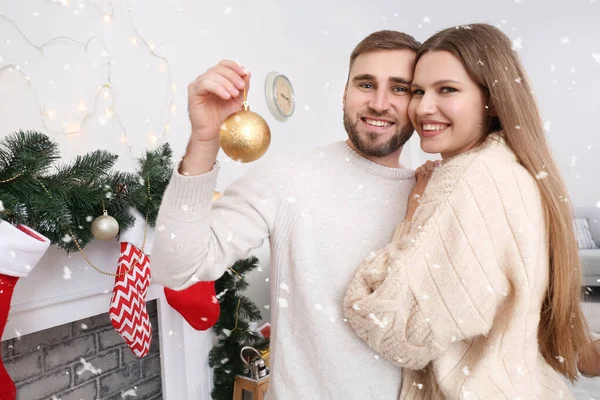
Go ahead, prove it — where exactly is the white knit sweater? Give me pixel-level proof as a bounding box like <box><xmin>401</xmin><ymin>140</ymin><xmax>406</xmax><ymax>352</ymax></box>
<box><xmin>151</xmin><ymin>141</ymin><xmax>416</xmax><ymax>399</ymax></box>
<box><xmin>344</xmin><ymin>133</ymin><xmax>574</xmax><ymax>399</ymax></box>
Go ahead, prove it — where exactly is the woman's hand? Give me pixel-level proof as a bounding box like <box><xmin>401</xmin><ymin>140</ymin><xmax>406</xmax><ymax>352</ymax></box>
<box><xmin>404</xmin><ymin>160</ymin><xmax>441</xmax><ymax>222</ymax></box>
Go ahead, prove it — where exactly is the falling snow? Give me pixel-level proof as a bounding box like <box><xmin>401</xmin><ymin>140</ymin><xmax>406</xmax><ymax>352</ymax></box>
<box><xmin>278</xmin><ymin>298</ymin><xmax>288</xmax><ymax>308</ymax></box>
<box><xmin>512</xmin><ymin>38</ymin><xmax>523</xmax><ymax>50</ymax></box>
<box><xmin>556</xmin><ymin>355</ymin><xmax>565</xmax><ymax>363</ymax></box>
<box><xmin>280</xmin><ymin>282</ymin><xmax>289</xmax><ymax>292</ymax></box>
<box><xmin>224</xmin><ymin>6</ymin><xmax>232</xmax><ymax>14</ymax></box>
<box><xmin>560</xmin><ymin>37</ymin><xmax>570</xmax><ymax>44</ymax></box>
<box><xmin>535</xmin><ymin>171</ymin><xmax>549</xmax><ymax>180</ymax></box>
<box><xmin>592</xmin><ymin>53</ymin><xmax>600</xmax><ymax>64</ymax></box>
<box><xmin>544</xmin><ymin>121</ymin><xmax>552</xmax><ymax>132</ymax></box>
<box><xmin>77</xmin><ymin>357</ymin><xmax>103</xmax><ymax>375</ymax></box>
<box><xmin>122</xmin><ymin>388</ymin><xmax>138</xmax><ymax>398</ymax></box>
<box><xmin>368</xmin><ymin>312</ymin><xmax>389</xmax><ymax>328</ymax></box>
<box><xmin>423</xmin><ymin>16</ymin><xmax>431</xmax><ymax>22</ymax></box>
<box><xmin>463</xmin><ymin>366</ymin><xmax>471</xmax><ymax>376</ymax></box>
<box><xmin>63</xmin><ymin>266</ymin><xmax>73</xmax><ymax>280</ymax></box>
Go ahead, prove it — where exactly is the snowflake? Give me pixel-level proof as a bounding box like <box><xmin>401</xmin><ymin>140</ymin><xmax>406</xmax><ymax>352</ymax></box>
<box><xmin>463</xmin><ymin>366</ymin><xmax>470</xmax><ymax>375</ymax></box>
<box><xmin>511</xmin><ymin>37</ymin><xmax>523</xmax><ymax>50</ymax></box>
<box><xmin>279</xmin><ymin>282</ymin><xmax>290</xmax><ymax>292</ymax></box>
<box><xmin>560</xmin><ymin>37</ymin><xmax>569</xmax><ymax>44</ymax></box>
<box><xmin>571</xmin><ymin>155</ymin><xmax>578</xmax><ymax>167</ymax></box>
<box><xmin>63</xmin><ymin>266</ymin><xmax>73</xmax><ymax>280</ymax></box>
<box><xmin>278</xmin><ymin>298</ymin><xmax>288</xmax><ymax>308</ymax></box>
<box><xmin>77</xmin><ymin>357</ymin><xmax>103</xmax><ymax>376</ymax></box>
<box><xmin>592</xmin><ymin>53</ymin><xmax>600</xmax><ymax>63</ymax></box>
<box><xmin>544</xmin><ymin>120</ymin><xmax>552</xmax><ymax>132</ymax></box>
<box><xmin>0</xmin><ymin>200</ymin><xmax>4</xmax><ymax>212</ymax></box>
<box><xmin>368</xmin><ymin>312</ymin><xmax>389</xmax><ymax>328</ymax></box>
<box><xmin>535</xmin><ymin>171</ymin><xmax>549</xmax><ymax>180</ymax></box>
<box><xmin>121</xmin><ymin>388</ymin><xmax>138</xmax><ymax>398</ymax></box>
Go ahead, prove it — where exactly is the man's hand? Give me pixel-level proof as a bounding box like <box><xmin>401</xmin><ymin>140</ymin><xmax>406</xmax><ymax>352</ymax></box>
<box><xmin>181</xmin><ymin>60</ymin><xmax>251</xmax><ymax>176</ymax></box>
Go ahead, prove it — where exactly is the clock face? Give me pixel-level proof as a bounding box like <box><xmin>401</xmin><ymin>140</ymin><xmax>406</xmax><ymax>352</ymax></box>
<box><xmin>274</xmin><ymin>75</ymin><xmax>294</xmax><ymax>117</ymax></box>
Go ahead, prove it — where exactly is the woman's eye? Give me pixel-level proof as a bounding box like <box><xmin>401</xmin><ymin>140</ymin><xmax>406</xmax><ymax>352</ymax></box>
<box><xmin>440</xmin><ymin>87</ymin><xmax>457</xmax><ymax>93</ymax></box>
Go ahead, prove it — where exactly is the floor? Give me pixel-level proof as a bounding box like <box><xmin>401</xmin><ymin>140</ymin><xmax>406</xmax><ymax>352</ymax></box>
<box><xmin>572</xmin><ymin>287</ymin><xmax>600</xmax><ymax>399</ymax></box>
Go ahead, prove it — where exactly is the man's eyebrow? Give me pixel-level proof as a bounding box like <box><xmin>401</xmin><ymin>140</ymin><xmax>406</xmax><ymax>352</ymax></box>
<box><xmin>352</xmin><ymin>74</ymin><xmax>411</xmax><ymax>85</ymax></box>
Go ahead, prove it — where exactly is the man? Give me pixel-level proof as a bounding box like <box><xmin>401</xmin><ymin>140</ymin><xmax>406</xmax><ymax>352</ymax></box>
<box><xmin>151</xmin><ymin>30</ymin><xmax>420</xmax><ymax>399</ymax></box>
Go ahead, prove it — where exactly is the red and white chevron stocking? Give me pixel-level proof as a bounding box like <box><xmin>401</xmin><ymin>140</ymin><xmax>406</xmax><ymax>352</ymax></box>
<box><xmin>109</xmin><ymin>242</ymin><xmax>152</xmax><ymax>358</ymax></box>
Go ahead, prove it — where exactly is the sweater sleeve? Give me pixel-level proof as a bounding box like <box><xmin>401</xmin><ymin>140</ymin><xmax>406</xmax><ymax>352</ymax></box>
<box><xmin>151</xmin><ymin>156</ymin><xmax>290</xmax><ymax>289</ymax></box>
<box><xmin>343</xmin><ymin>159</ymin><xmax>512</xmax><ymax>370</ymax></box>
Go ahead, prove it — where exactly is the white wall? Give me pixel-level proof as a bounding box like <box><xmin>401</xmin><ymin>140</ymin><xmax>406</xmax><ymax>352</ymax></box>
<box><xmin>1</xmin><ymin>0</ymin><xmax>599</xmax><ymax>329</ymax></box>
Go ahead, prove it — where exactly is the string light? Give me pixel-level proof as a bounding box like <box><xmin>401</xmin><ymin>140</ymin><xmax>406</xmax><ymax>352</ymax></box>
<box><xmin>0</xmin><ymin>0</ymin><xmax>176</xmax><ymax>157</ymax></box>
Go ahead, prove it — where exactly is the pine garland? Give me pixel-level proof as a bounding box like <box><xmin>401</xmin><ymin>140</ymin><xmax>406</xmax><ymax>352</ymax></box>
<box><xmin>0</xmin><ymin>130</ymin><xmax>173</xmax><ymax>251</ymax></box>
<box><xmin>209</xmin><ymin>256</ymin><xmax>270</xmax><ymax>400</ymax></box>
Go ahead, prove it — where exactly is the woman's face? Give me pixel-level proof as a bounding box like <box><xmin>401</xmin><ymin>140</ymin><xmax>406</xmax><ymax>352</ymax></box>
<box><xmin>408</xmin><ymin>50</ymin><xmax>489</xmax><ymax>159</ymax></box>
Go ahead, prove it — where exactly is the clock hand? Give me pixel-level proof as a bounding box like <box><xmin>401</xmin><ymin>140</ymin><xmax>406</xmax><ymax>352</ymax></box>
<box><xmin>281</xmin><ymin>94</ymin><xmax>289</xmax><ymax>100</ymax></box>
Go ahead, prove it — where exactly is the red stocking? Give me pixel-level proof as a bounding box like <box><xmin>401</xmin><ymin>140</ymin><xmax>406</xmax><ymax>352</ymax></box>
<box><xmin>0</xmin><ymin>222</ymin><xmax>51</xmax><ymax>400</ymax></box>
<box><xmin>0</xmin><ymin>274</ymin><xmax>19</xmax><ymax>400</ymax></box>
<box><xmin>164</xmin><ymin>281</ymin><xmax>220</xmax><ymax>331</ymax></box>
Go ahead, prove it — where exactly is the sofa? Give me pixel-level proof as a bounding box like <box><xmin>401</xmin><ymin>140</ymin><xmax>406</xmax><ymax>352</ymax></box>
<box><xmin>576</xmin><ymin>206</ymin><xmax>600</xmax><ymax>287</ymax></box>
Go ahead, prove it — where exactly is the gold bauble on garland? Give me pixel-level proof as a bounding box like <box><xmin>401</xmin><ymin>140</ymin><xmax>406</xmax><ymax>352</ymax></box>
<box><xmin>219</xmin><ymin>95</ymin><xmax>270</xmax><ymax>163</ymax></box>
<box><xmin>91</xmin><ymin>210</ymin><xmax>120</xmax><ymax>240</ymax></box>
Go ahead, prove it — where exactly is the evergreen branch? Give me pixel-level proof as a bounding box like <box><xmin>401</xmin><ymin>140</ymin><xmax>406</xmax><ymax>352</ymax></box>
<box><xmin>0</xmin><ymin>130</ymin><xmax>59</xmax><ymax>180</ymax></box>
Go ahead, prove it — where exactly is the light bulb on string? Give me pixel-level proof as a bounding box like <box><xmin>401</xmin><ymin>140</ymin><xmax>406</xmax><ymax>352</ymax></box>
<box><xmin>0</xmin><ymin>1</ymin><xmax>176</xmax><ymax>158</ymax></box>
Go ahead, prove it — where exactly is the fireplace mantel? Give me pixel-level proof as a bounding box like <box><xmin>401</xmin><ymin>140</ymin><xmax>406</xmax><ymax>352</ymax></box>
<box><xmin>3</xmin><ymin>239</ymin><xmax>213</xmax><ymax>399</ymax></box>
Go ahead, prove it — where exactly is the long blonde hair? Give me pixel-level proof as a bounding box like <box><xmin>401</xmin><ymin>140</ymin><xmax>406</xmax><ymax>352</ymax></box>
<box><xmin>416</xmin><ymin>23</ymin><xmax>594</xmax><ymax>381</ymax></box>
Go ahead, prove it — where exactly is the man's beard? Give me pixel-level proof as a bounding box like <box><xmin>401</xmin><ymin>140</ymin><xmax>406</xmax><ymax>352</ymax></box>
<box><xmin>343</xmin><ymin>110</ymin><xmax>414</xmax><ymax>158</ymax></box>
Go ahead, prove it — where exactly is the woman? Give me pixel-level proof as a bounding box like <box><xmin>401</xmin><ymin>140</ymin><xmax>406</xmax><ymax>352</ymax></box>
<box><xmin>343</xmin><ymin>23</ymin><xmax>598</xmax><ymax>399</ymax></box>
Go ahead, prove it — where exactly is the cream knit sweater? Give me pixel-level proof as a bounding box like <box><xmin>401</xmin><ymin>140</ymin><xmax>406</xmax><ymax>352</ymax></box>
<box><xmin>151</xmin><ymin>141</ymin><xmax>416</xmax><ymax>399</ymax></box>
<box><xmin>343</xmin><ymin>133</ymin><xmax>574</xmax><ymax>399</ymax></box>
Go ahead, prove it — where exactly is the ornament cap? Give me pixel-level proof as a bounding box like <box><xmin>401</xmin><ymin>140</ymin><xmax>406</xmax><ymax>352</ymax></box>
<box><xmin>242</xmin><ymin>102</ymin><xmax>250</xmax><ymax>111</ymax></box>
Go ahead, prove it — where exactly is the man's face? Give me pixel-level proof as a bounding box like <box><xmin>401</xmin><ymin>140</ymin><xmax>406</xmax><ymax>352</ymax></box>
<box><xmin>343</xmin><ymin>49</ymin><xmax>416</xmax><ymax>159</ymax></box>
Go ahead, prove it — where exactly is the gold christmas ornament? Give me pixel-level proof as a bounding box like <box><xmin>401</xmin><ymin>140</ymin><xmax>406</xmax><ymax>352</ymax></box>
<box><xmin>219</xmin><ymin>88</ymin><xmax>271</xmax><ymax>163</ymax></box>
<box><xmin>91</xmin><ymin>210</ymin><xmax>120</xmax><ymax>240</ymax></box>
<box><xmin>213</xmin><ymin>191</ymin><xmax>222</xmax><ymax>202</ymax></box>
